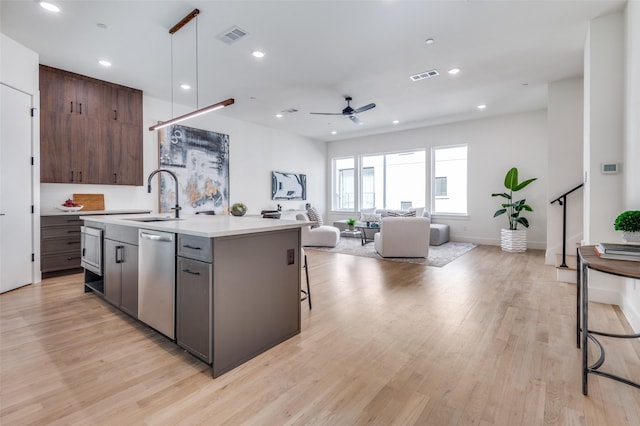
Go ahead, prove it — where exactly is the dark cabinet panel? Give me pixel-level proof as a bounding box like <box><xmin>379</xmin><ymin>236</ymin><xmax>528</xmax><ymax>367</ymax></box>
<box><xmin>41</xmin><ymin>215</ymin><xmax>82</xmax><ymax>277</ymax></box>
<box><xmin>177</xmin><ymin>257</ymin><xmax>212</xmax><ymax>363</ymax></box>
<box><xmin>39</xmin><ymin>65</ymin><xmax>143</xmax><ymax>186</ymax></box>
<box><xmin>104</xmin><ymin>238</ymin><xmax>138</xmax><ymax>318</ymax></box>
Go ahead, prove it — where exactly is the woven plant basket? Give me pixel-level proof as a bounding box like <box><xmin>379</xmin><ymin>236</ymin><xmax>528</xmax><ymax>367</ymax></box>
<box><xmin>500</xmin><ymin>229</ymin><xmax>527</xmax><ymax>253</ymax></box>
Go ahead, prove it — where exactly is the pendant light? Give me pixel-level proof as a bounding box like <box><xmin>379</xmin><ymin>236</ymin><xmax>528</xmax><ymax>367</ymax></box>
<box><xmin>149</xmin><ymin>9</ymin><xmax>234</xmax><ymax>131</ymax></box>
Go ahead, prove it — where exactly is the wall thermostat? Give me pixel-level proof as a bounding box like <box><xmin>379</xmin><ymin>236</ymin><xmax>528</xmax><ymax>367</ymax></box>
<box><xmin>601</xmin><ymin>163</ymin><xmax>619</xmax><ymax>174</ymax></box>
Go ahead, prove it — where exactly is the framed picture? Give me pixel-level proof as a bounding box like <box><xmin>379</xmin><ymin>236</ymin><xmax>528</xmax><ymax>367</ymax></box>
<box><xmin>158</xmin><ymin>124</ymin><xmax>230</xmax><ymax>214</ymax></box>
<box><xmin>271</xmin><ymin>171</ymin><xmax>306</xmax><ymax>200</ymax></box>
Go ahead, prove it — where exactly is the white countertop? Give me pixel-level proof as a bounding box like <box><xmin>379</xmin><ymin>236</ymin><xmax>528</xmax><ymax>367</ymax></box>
<box><xmin>42</xmin><ymin>209</ymin><xmax>151</xmax><ymax>216</ymax></box>
<box><xmin>80</xmin><ymin>213</ymin><xmax>306</xmax><ymax>238</ymax></box>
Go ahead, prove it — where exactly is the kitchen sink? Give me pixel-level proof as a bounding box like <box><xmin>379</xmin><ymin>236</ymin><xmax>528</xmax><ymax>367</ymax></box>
<box><xmin>124</xmin><ymin>217</ymin><xmax>183</xmax><ymax>223</ymax></box>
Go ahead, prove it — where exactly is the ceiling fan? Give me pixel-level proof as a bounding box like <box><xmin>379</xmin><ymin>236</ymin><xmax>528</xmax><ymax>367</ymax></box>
<box><xmin>310</xmin><ymin>96</ymin><xmax>376</xmax><ymax>125</ymax></box>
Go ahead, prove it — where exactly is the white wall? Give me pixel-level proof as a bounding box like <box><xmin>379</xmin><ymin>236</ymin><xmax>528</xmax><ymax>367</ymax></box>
<box><xmin>545</xmin><ymin>77</ymin><xmax>584</xmax><ymax>264</ymax></box>
<box><xmin>583</xmin><ymin>9</ymin><xmax>640</xmax><ymax>332</ymax></box>
<box><xmin>1</xmin><ymin>33</ymin><xmax>41</xmax><ymax>283</ymax></box>
<box><xmin>41</xmin><ymin>95</ymin><xmax>326</xmax><ymax>218</ymax></box>
<box><xmin>327</xmin><ymin>110</ymin><xmax>548</xmax><ymax>249</ymax></box>
<box><xmin>621</xmin><ymin>1</ymin><xmax>640</xmax><ymax>332</ymax></box>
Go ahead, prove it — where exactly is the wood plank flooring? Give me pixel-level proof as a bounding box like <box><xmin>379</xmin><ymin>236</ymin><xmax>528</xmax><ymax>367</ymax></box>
<box><xmin>1</xmin><ymin>245</ymin><xmax>638</xmax><ymax>425</ymax></box>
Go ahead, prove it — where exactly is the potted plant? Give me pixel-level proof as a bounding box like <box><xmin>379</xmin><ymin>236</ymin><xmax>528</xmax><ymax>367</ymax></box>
<box><xmin>492</xmin><ymin>167</ymin><xmax>537</xmax><ymax>252</ymax></box>
<box><xmin>346</xmin><ymin>218</ymin><xmax>357</xmax><ymax>231</ymax></box>
<box><xmin>614</xmin><ymin>210</ymin><xmax>640</xmax><ymax>243</ymax></box>
<box><xmin>230</xmin><ymin>202</ymin><xmax>247</xmax><ymax>216</ymax></box>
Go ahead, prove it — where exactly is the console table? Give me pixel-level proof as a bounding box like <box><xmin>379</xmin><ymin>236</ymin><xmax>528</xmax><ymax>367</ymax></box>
<box><xmin>576</xmin><ymin>246</ymin><xmax>640</xmax><ymax>395</ymax></box>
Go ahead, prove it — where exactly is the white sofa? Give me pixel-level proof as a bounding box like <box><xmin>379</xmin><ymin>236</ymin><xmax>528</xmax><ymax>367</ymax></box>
<box><xmin>373</xmin><ymin>216</ymin><xmax>430</xmax><ymax>258</ymax></box>
<box><xmin>296</xmin><ymin>213</ymin><xmax>340</xmax><ymax>247</ymax></box>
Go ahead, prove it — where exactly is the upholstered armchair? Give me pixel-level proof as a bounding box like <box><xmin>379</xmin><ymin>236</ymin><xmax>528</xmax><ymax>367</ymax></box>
<box><xmin>296</xmin><ymin>213</ymin><xmax>340</xmax><ymax>247</ymax></box>
<box><xmin>373</xmin><ymin>217</ymin><xmax>430</xmax><ymax>257</ymax></box>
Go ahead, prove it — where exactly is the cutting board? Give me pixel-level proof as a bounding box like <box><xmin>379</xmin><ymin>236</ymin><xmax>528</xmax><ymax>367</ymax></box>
<box><xmin>73</xmin><ymin>193</ymin><xmax>105</xmax><ymax>211</ymax></box>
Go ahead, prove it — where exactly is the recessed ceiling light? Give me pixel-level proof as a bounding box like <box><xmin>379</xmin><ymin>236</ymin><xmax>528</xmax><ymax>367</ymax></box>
<box><xmin>448</xmin><ymin>68</ymin><xmax>461</xmax><ymax>75</ymax></box>
<box><xmin>425</xmin><ymin>38</ymin><xmax>434</xmax><ymax>45</ymax></box>
<box><xmin>477</xmin><ymin>104</ymin><xmax>487</xmax><ymax>110</ymax></box>
<box><xmin>392</xmin><ymin>120</ymin><xmax>399</xmax><ymax>124</ymax></box>
<box><xmin>98</xmin><ymin>60</ymin><xmax>112</xmax><ymax>67</ymax></box>
<box><xmin>331</xmin><ymin>131</ymin><xmax>337</xmax><ymax>135</ymax></box>
<box><xmin>275</xmin><ymin>113</ymin><xmax>283</xmax><ymax>118</ymax></box>
<box><xmin>252</xmin><ymin>50</ymin><xmax>265</xmax><ymax>58</ymax></box>
<box><xmin>180</xmin><ymin>84</ymin><xmax>191</xmax><ymax>90</ymax></box>
<box><xmin>40</xmin><ymin>2</ymin><xmax>60</xmax><ymax>12</ymax></box>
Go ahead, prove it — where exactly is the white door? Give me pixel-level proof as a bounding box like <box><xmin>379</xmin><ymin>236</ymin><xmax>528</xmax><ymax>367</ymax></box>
<box><xmin>0</xmin><ymin>83</ymin><xmax>33</xmax><ymax>293</ymax></box>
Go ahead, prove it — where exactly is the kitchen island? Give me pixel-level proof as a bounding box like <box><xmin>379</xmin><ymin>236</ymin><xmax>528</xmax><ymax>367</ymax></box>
<box><xmin>80</xmin><ymin>213</ymin><xmax>305</xmax><ymax>378</ymax></box>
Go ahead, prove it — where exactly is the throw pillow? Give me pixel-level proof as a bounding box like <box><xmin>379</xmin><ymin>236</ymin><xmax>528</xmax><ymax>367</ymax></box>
<box><xmin>387</xmin><ymin>210</ymin><xmax>416</xmax><ymax>217</ymax></box>
<box><xmin>409</xmin><ymin>207</ymin><xmax>425</xmax><ymax>217</ymax></box>
<box><xmin>306</xmin><ymin>206</ymin><xmax>323</xmax><ymax>228</ymax></box>
<box><xmin>360</xmin><ymin>208</ymin><xmax>381</xmax><ymax>223</ymax></box>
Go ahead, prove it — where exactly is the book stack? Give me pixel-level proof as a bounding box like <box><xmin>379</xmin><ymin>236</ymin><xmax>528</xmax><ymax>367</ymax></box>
<box><xmin>595</xmin><ymin>243</ymin><xmax>640</xmax><ymax>262</ymax></box>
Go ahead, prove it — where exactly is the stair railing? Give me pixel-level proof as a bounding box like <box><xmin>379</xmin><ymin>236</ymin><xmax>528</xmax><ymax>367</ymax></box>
<box><xmin>550</xmin><ymin>183</ymin><xmax>584</xmax><ymax>268</ymax></box>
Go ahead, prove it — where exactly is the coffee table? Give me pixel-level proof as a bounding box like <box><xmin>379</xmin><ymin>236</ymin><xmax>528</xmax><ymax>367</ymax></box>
<box><xmin>357</xmin><ymin>223</ymin><xmax>380</xmax><ymax>245</ymax></box>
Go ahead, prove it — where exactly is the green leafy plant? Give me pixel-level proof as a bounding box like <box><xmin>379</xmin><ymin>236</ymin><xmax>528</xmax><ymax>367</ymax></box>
<box><xmin>346</xmin><ymin>218</ymin><xmax>357</xmax><ymax>226</ymax></box>
<box><xmin>614</xmin><ymin>210</ymin><xmax>640</xmax><ymax>232</ymax></box>
<box><xmin>492</xmin><ymin>167</ymin><xmax>537</xmax><ymax>230</ymax></box>
<box><xmin>230</xmin><ymin>202</ymin><xmax>247</xmax><ymax>216</ymax></box>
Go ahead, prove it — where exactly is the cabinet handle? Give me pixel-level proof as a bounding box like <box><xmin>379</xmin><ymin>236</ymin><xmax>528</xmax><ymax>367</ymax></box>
<box><xmin>67</xmin><ymin>241</ymin><xmax>80</xmax><ymax>245</ymax></box>
<box><xmin>115</xmin><ymin>245</ymin><xmax>124</xmax><ymax>264</ymax></box>
<box><xmin>78</xmin><ymin>171</ymin><xmax>83</xmax><ymax>182</ymax></box>
<box><xmin>183</xmin><ymin>245</ymin><xmax>202</xmax><ymax>250</ymax></box>
<box><xmin>78</xmin><ymin>103</ymin><xmax>82</xmax><ymax>115</ymax></box>
<box><xmin>70</xmin><ymin>101</ymin><xmax>73</xmax><ymax>114</ymax></box>
<box><xmin>113</xmin><ymin>173</ymin><xmax>117</xmax><ymax>184</ymax></box>
<box><xmin>182</xmin><ymin>269</ymin><xmax>200</xmax><ymax>276</ymax></box>
<box><xmin>70</xmin><ymin>170</ymin><xmax>74</xmax><ymax>182</ymax></box>
<box><xmin>113</xmin><ymin>109</ymin><xmax>117</xmax><ymax>120</ymax></box>
<box><xmin>82</xmin><ymin>248</ymin><xmax>86</xmax><ymax>257</ymax></box>
<box><xmin>67</xmin><ymin>256</ymin><xmax>80</xmax><ymax>261</ymax></box>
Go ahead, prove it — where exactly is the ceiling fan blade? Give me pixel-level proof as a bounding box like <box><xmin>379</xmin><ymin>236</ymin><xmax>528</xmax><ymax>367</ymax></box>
<box><xmin>309</xmin><ymin>112</ymin><xmax>343</xmax><ymax>115</ymax></box>
<box><xmin>348</xmin><ymin>115</ymin><xmax>363</xmax><ymax>125</ymax></box>
<box><xmin>353</xmin><ymin>103</ymin><xmax>376</xmax><ymax>114</ymax></box>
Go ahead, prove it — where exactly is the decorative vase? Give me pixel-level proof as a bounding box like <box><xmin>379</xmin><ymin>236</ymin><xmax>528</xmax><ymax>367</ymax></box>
<box><xmin>500</xmin><ymin>229</ymin><xmax>527</xmax><ymax>252</ymax></box>
<box><xmin>231</xmin><ymin>210</ymin><xmax>246</xmax><ymax>216</ymax></box>
<box><xmin>622</xmin><ymin>231</ymin><xmax>640</xmax><ymax>244</ymax></box>
<box><xmin>348</xmin><ymin>224</ymin><xmax>355</xmax><ymax>231</ymax></box>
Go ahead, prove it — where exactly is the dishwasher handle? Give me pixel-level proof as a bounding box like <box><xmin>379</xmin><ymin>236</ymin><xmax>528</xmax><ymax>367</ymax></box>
<box><xmin>140</xmin><ymin>232</ymin><xmax>173</xmax><ymax>242</ymax></box>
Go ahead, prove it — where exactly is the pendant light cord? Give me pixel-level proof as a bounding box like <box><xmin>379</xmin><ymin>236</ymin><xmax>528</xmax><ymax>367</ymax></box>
<box><xmin>195</xmin><ymin>14</ymin><xmax>199</xmax><ymax>110</ymax></box>
<box><xmin>170</xmin><ymin>34</ymin><xmax>174</xmax><ymax>118</ymax></box>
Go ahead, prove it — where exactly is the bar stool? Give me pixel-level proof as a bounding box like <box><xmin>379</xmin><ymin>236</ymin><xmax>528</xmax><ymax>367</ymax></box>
<box><xmin>300</xmin><ymin>248</ymin><xmax>312</xmax><ymax>309</ymax></box>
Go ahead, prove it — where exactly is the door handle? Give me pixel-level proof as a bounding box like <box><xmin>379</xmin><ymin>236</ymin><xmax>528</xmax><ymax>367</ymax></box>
<box><xmin>115</xmin><ymin>245</ymin><xmax>124</xmax><ymax>263</ymax></box>
<box><xmin>140</xmin><ymin>232</ymin><xmax>173</xmax><ymax>242</ymax></box>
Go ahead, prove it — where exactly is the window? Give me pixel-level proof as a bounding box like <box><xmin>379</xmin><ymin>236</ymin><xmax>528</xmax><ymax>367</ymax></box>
<box><xmin>333</xmin><ymin>157</ymin><xmax>354</xmax><ymax>210</ymax></box>
<box><xmin>432</xmin><ymin>145</ymin><xmax>467</xmax><ymax>215</ymax></box>
<box><xmin>361</xmin><ymin>150</ymin><xmax>426</xmax><ymax>210</ymax></box>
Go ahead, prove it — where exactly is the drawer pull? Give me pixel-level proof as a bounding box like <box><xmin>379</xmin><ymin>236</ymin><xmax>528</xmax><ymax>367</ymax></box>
<box><xmin>67</xmin><ymin>241</ymin><xmax>80</xmax><ymax>245</ymax></box>
<box><xmin>67</xmin><ymin>256</ymin><xmax>80</xmax><ymax>261</ymax></box>
<box><xmin>182</xmin><ymin>269</ymin><xmax>200</xmax><ymax>276</ymax></box>
<box><xmin>67</xmin><ymin>230</ymin><xmax>81</xmax><ymax>234</ymax></box>
<box><xmin>115</xmin><ymin>246</ymin><xmax>124</xmax><ymax>264</ymax></box>
<box><xmin>183</xmin><ymin>244</ymin><xmax>202</xmax><ymax>250</ymax></box>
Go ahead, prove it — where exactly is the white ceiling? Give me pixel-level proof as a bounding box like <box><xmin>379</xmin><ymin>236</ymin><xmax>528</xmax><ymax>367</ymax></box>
<box><xmin>1</xmin><ymin>0</ymin><xmax>625</xmax><ymax>142</ymax></box>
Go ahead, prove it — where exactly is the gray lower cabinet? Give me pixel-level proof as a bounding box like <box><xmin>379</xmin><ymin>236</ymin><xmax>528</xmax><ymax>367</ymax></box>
<box><xmin>104</xmin><ymin>225</ymin><xmax>139</xmax><ymax>317</ymax></box>
<box><xmin>176</xmin><ymin>256</ymin><xmax>212</xmax><ymax>363</ymax></box>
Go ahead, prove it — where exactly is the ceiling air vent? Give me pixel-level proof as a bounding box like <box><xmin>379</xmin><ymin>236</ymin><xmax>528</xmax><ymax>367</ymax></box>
<box><xmin>409</xmin><ymin>69</ymin><xmax>440</xmax><ymax>82</ymax></box>
<box><xmin>217</xmin><ymin>26</ymin><xmax>249</xmax><ymax>44</ymax></box>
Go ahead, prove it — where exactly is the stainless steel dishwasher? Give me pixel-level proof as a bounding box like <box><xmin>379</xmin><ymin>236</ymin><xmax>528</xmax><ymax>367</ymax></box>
<box><xmin>138</xmin><ymin>229</ymin><xmax>176</xmax><ymax>339</ymax></box>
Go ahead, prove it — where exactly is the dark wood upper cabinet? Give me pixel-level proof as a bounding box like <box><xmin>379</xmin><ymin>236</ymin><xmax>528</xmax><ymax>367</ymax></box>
<box><xmin>39</xmin><ymin>65</ymin><xmax>143</xmax><ymax>186</ymax></box>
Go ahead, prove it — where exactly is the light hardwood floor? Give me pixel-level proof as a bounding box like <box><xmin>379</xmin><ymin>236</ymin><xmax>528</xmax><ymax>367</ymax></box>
<box><xmin>1</xmin><ymin>245</ymin><xmax>638</xmax><ymax>425</ymax></box>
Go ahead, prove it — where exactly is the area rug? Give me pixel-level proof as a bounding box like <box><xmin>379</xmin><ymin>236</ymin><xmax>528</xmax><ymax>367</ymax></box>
<box><xmin>306</xmin><ymin>237</ymin><xmax>476</xmax><ymax>267</ymax></box>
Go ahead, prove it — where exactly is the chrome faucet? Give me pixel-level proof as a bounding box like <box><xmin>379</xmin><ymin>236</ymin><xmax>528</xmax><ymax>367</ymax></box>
<box><xmin>147</xmin><ymin>168</ymin><xmax>181</xmax><ymax>218</ymax></box>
